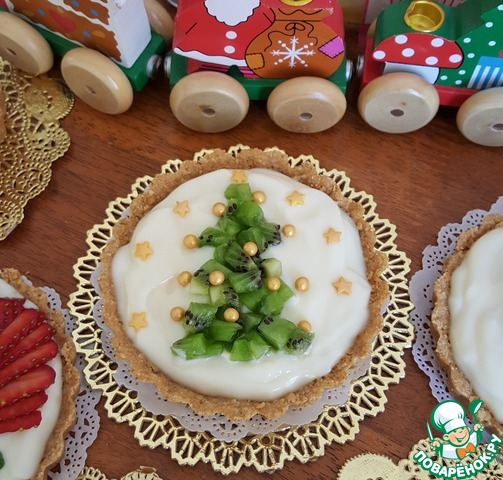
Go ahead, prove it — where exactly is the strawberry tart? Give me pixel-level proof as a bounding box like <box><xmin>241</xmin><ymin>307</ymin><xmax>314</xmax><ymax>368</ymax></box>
<box><xmin>432</xmin><ymin>213</ymin><xmax>503</xmax><ymax>438</ymax></box>
<box><xmin>0</xmin><ymin>268</ymin><xmax>79</xmax><ymax>480</ymax></box>
<box><xmin>99</xmin><ymin>148</ymin><xmax>388</xmax><ymax>421</ymax></box>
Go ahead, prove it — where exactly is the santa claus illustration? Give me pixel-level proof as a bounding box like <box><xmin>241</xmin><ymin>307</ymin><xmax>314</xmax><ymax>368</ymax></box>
<box><xmin>173</xmin><ymin>0</ymin><xmax>275</xmax><ymax>69</ymax></box>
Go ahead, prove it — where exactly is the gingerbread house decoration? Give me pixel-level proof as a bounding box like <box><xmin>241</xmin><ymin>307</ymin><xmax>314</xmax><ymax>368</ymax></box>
<box><xmin>1</xmin><ymin>0</ymin><xmax>151</xmax><ymax>68</ymax></box>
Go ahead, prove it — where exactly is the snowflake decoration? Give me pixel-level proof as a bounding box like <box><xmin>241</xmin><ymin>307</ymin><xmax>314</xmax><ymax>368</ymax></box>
<box><xmin>271</xmin><ymin>37</ymin><xmax>315</xmax><ymax>68</ymax></box>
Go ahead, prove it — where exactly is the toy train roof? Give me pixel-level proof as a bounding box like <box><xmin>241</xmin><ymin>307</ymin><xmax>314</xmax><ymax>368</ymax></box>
<box><xmin>373</xmin><ymin>0</ymin><xmax>502</xmax><ymax>45</ymax></box>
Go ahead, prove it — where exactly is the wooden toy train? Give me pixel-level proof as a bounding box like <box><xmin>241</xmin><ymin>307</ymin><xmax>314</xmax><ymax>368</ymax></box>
<box><xmin>359</xmin><ymin>0</ymin><xmax>503</xmax><ymax>147</ymax></box>
<box><xmin>0</xmin><ymin>0</ymin><xmax>502</xmax><ymax>145</ymax></box>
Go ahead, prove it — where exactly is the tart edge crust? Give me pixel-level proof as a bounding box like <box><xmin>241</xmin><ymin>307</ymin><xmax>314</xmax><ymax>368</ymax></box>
<box><xmin>431</xmin><ymin>213</ymin><xmax>503</xmax><ymax>438</ymax></box>
<box><xmin>0</xmin><ymin>268</ymin><xmax>80</xmax><ymax>480</ymax></box>
<box><xmin>99</xmin><ymin>148</ymin><xmax>389</xmax><ymax>421</ymax></box>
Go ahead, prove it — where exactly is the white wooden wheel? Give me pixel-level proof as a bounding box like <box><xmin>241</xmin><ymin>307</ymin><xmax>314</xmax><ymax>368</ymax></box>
<box><xmin>169</xmin><ymin>72</ymin><xmax>249</xmax><ymax>133</ymax></box>
<box><xmin>267</xmin><ymin>77</ymin><xmax>347</xmax><ymax>133</ymax></box>
<box><xmin>0</xmin><ymin>12</ymin><xmax>53</xmax><ymax>75</ymax></box>
<box><xmin>61</xmin><ymin>48</ymin><xmax>133</xmax><ymax>115</ymax></box>
<box><xmin>143</xmin><ymin>0</ymin><xmax>174</xmax><ymax>44</ymax></box>
<box><xmin>457</xmin><ymin>87</ymin><xmax>503</xmax><ymax>147</ymax></box>
<box><xmin>358</xmin><ymin>72</ymin><xmax>439</xmax><ymax>134</ymax></box>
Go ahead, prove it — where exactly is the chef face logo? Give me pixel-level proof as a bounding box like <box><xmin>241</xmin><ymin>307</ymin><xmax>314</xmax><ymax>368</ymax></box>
<box><xmin>413</xmin><ymin>400</ymin><xmax>502</xmax><ymax>479</ymax></box>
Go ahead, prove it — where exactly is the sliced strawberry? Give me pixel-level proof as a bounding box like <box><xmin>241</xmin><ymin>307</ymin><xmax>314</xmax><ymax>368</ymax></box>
<box><xmin>0</xmin><ymin>308</ymin><xmax>45</xmax><ymax>356</ymax></box>
<box><xmin>0</xmin><ymin>340</ymin><xmax>58</xmax><ymax>388</ymax></box>
<box><xmin>0</xmin><ymin>365</ymin><xmax>56</xmax><ymax>407</ymax></box>
<box><xmin>0</xmin><ymin>410</ymin><xmax>42</xmax><ymax>433</ymax></box>
<box><xmin>0</xmin><ymin>298</ymin><xmax>26</xmax><ymax>331</ymax></box>
<box><xmin>0</xmin><ymin>392</ymin><xmax>48</xmax><ymax>421</ymax></box>
<box><xmin>0</xmin><ymin>323</ymin><xmax>56</xmax><ymax>368</ymax></box>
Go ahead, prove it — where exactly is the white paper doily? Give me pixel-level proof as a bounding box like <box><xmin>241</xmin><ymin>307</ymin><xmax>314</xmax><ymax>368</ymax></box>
<box><xmin>90</xmin><ymin>266</ymin><xmax>372</xmax><ymax>442</ymax></box>
<box><xmin>410</xmin><ymin>196</ymin><xmax>503</xmax><ymax>404</ymax></box>
<box><xmin>28</xmin><ymin>282</ymin><xmax>102</xmax><ymax>479</ymax></box>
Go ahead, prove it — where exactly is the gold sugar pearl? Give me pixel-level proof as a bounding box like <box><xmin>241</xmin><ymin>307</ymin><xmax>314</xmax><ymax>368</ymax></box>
<box><xmin>178</xmin><ymin>271</ymin><xmax>192</xmax><ymax>287</ymax></box>
<box><xmin>243</xmin><ymin>241</ymin><xmax>258</xmax><ymax>256</ymax></box>
<box><xmin>223</xmin><ymin>307</ymin><xmax>239</xmax><ymax>323</ymax></box>
<box><xmin>170</xmin><ymin>307</ymin><xmax>185</xmax><ymax>322</ymax></box>
<box><xmin>212</xmin><ymin>202</ymin><xmax>226</xmax><ymax>217</ymax></box>
<box><xmin>183</xmin><ymin>234</ymin><xmax>199</xmax><ymax>249</ymax></box>
<box><xmin>295</xmin><ymin>276</ymin><xmax>310</xmax><ymax>292</ymax></box>
<box><xmin>209</xmin><ymin>270</ymin><xmax>225</xmax><ymax>286</ymax></box>
<box><xmin>266</xmin><ymin>277</ymin><xmax>281</xmax><ymax>291</ymax></box>
<box><xmin>252</xmin><ymin>191</ymin><xmax>266</xmax><ymax>204</ymax></box>
<box><xmin>298</xmin><ymin>320</ymin><xmax>312</xmax><ymax>332</ymax></box>
<box><xmin>282</xmin><ymin>224</ymin><xmax>296</xmax><ymax>237</ymax></box>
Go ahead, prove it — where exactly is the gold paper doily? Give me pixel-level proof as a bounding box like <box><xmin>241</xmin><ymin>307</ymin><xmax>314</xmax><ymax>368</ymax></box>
<box><xmin>77</xmin><ymin>439</ymin><xmax>503</xmax><ymax>479</ymax></box>
<box><xmin>69</xmin><ymin>145</ymin><xmax>414</xmax><ymax>474</ymax></box>
<box><xmin>0</xmin><ymin>57</ymin><xmax>73</xmax><ymax>240</ymax></box>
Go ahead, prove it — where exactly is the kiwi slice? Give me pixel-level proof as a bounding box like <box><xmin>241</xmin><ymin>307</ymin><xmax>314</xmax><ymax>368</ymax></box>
<box><xmin>259</xmin><ymin>221</ymin><xmax>281</xmax><ymax>246</ymax></box>
<box><xmin>233</xmin><ymin>200</ymin><xmax>265</xmax><ymax>227</ymax></box>
<box><xmin>207</xmin><ymin>319</ymin><xmax>242</xmax><ymax>343</ymax></box>
<box><xmin>239</xmin><ymin>312</ymin><xmax>263</xmax><ymax>333</ymax></box>
<box><xmin>236</xmin><ymin>227</ymin><xmax>268</xmax><ymax>253</ymax></box>
<box><xmin>244</xmin><ymin>331</ymin><xmax>271</xmax><ymax>359</ymax></box>
<box><xmin>171</xmin><ymin>180</ymin><xmax>315</xmax><ymax>362</ymax></box>
<box><xmin>260</xmin><ymin>258</ymin><xmax>282</xmax><ymax>278</ymax></box>
<box><xmin>171</xmin><ymin>333</ymin><xmax>224</xmax><ymax>360</ymax></box>
<box><xmin>228</xmin><ymin>269</ymin><xmax>262</xmax><ymax>294</ymax></box>
<box><xmin>229</xmin><ymin>338</ymin><xmax>254</xmax><ymax>362</ymax></box>
<box><xmin>223</xmin><ymin>241</ymin><xmax>258</xmax><ymax>273</ymax></box>
<box><xmin>198</xmin><ymin>227</ymin><xmax>231</xmax><ymax>247</ymax></box>
<box><xmin>284</xmin><ymin>328</ymin><xmax>314</xmax><ymax>356</ymax></box>
<box><xmin>257</xmin><ymin>315</ymin><xmax>297</xmax><ymax>350</ymax></box>
<box><xmin>217</xmin><ymin>216</ymin><xmax>242</xmax><ymax>237</ymax></box>
<box><xmin>224</xmin><ymin>183</ymin><xmax>253</xmax><ymax>203</ymax></box>
<box><xmin>184</xmin><ymin>302</ymin><xmax>217</xmax><ymax>333</ymax></box>
<box><xmin>260</xmin><ymin>281</ymin><xmax>294</xmax><ymax>315</ymax></box>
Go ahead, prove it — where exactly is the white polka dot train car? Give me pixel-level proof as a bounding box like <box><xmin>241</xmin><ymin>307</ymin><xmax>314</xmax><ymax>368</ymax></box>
<box><xmin>358</xmin><ymin>0</ymin><xmax>503</xmax><ymax>147</ymax></box>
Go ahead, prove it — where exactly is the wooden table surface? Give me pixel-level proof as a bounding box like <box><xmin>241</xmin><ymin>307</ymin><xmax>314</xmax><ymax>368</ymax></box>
<box><xmin>1</xmin><ymin>24</ymin><xmax>502</xmax><ymax>480</ymax></box>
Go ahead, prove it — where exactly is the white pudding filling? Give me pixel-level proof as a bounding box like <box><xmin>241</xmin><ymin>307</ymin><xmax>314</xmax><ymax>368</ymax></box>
<box><xmin>111</xmin><ymin>168</ymin><xmax>372</xmax><ymax>401</ymax></box>
<box><xmin>0</xmin><ymin>279</ymin><xmax>63</xmax><ymax>480</ymax></box>
<box><xmin>449</xmin><ymin>227</ymin><xmax>503</xmax><ymax>422</ymax></box>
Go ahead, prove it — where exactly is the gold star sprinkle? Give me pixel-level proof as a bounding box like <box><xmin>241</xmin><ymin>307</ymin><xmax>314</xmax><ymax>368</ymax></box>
<box><xmin>173</xmin><ymin>200</ymin><xmax>190</xmax><ymax>217</ymax></box>
<box><xmin>323</xmin><ymin>228</ymin><xmax>342</xmax><ymax>245</ymax></box>
<box><xmin>332</xmin><ymin>277</ymin><xmax>352</xmax><ymax>295</ymax></box>
<box><xmin>134</xmin><ymin>241</ymin><xmax>153</xmax><ymax>260</ymax></box>
<box><xmin>128</xmin><ymin>312</ymin><xmax>148</xmax><ymax>332</ymax></box>
<box><xmin>286</xmin><ymin>190</ymin><xmax>305</xmax><ymax>206</ymax></box>
<box><xmin>231</xmin><ymin>170</ymin><xmax>248</xmax><ymax>184</ymax></box>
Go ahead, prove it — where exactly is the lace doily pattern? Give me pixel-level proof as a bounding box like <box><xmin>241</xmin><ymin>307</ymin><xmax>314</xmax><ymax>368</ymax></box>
<box><xmin>76</xmin><ymin>440</ymin><xmax>503</xmax><ymax>480</ymax></box>
<box><xmin>410</xmin><ymin>197</ymin><xmax>503</xmax><ymax>404</ymax></box>
<box><xmin>69</xmin><ymin>145</ymin><xmax>414</xmax><ymax>474</ymax></box>
<box><xmin>0</xmin><ymin>58</ymin><xmax>73</xmax><ymax>240</ymax></box>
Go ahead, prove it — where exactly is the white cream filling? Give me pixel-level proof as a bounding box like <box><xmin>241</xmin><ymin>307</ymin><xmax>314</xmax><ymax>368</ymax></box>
<box><xmin>449</xmin><ymin>227</ymin><xmax>503</xmax><ymax>422</ymax></box>
<box><xmin>0</xmin><ymin>279</ymin><xmax>63</xmax><ymax>480</ymax></box>
<box><xmin>111</xmin><ymin>168</ymin><xmax>372</xmax><ymax>401</ymax></box>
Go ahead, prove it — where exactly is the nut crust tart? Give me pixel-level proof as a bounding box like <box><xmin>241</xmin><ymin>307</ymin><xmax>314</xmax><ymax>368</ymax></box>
<box><xmin>99</xmin><ymin>148</ymin><xmax>388</xmax><ymax>421</ymax></box>
<box><xmin>431</xmin><ymin>213</ymin><xmax>503</xmax><ymax>438</ymax></box>
<box><xmin>0</xmin><ymin>268</ymin><xmax>79</xmax><ymax>480</ymax></box>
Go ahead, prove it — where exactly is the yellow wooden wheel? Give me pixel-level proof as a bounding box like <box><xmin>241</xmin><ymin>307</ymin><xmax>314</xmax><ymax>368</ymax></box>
<box><xmin>358</xmin><ymin>72</ymin><xmax>439</xmax><ymax>134</ymax></box>
<box><xmin>170</xmin><ymin>72</ymin><xmax>249</xmax><ymax>133</ymax></box>
<box><xmin>143</xmin><ymin>0</ymin><xmax>174</xmax><ymax>44</ymax></box>
<box><xmin>267</xmin><ymin>77</ymin><xmax>347</xmax><ymax>133</ymax></box>
<box><xmin>0</xmin><ymin>12</ymin><xmax>53</xmax><ymax>75</ymax></box>
<box><xmin>61</xmin><ymin>48</ymin><xmax>134</xmax><ymax>115</ymax></box>
<box><xmin>457</xmin><ymin>87</ymin><xmax>503</xmax><ymax>147</ymax></box>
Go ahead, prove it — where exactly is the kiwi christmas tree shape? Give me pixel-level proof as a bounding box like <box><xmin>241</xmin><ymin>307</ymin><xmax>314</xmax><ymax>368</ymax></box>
<box><xmin>171</xmin><ymin>181</ymin><xmax>314</xmax><ymax>362</ymax></box>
